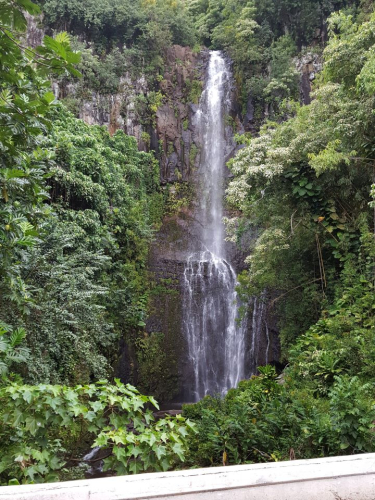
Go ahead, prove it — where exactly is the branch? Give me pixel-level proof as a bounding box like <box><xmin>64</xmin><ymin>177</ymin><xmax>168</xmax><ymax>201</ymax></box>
<box><xmin>69</xmin><ymin>453</ymin><xmax>112</xmax><ymax>464</ymax></box>
<box><xmin>350</xmin><ymin>156</ymin><xmax>375</xmax><ymax>163</ymax></box>
<box><xmin>0</xmin><ymin>25</ymin><xmax>51</xmax><ymax>68</ymax></box>
<box><xmin>290</xmin><ymin>210</ymin><xmax>297</xmax><ymax>236</ymax></box>
<box><xmin>269</xmin><ymin>278</ymin><xmax>323</xmax><ymax>307</ymax></box>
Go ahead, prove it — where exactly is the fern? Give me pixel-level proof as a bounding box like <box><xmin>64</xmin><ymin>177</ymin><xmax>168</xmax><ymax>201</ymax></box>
<box><xmin>0</xmin><ymin>339</ymin><xmax>8</xmax><ymax>353</ymax></box>
<box><xmin>9</xmin><ymin>328</ymin><xmax>26</xmax><ymax>347</ymax></box>
<box><xmin>0</xmin><ymin>325</ymin><xmax>29</xmax><ymax>375</ymax></box>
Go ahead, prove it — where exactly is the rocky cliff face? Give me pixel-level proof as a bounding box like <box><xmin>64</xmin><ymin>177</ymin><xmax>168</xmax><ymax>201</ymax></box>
<box><xmin>156</xmin><ymin>46</ymin><xmax>207</xmax><ymax>184</ymax></box>
<box><xmin>53</xmin><ymin>74</ymin><xmax>150</xmax><ymax>149</ymax></box>
<box><xmin>295</xmin><ymin>52</ymin><xmax>323</xmax><ymax>105</ymax></box>
<box><xmin>146</xmin><ymin>51</ymin><xmax>280</xmax><ymax>403</ymax></box>
<box><xmin>25</xmin><ymin>12</ymin><xmax>44</xmax><ymax>47</ymax></box>
<box><xmin>145</xmin><ymin>48</ymin><xmax>208</xmax><ymax>401</ymax></box>
<box><xmin>26</xmin><ymin>14</ymin><xmax>281</xmax><ymax>401</ymax></box>
<box><xmin>25</xmin><ymin>15</ymin><xmax>153</xmax><ymax>150</ymax></box>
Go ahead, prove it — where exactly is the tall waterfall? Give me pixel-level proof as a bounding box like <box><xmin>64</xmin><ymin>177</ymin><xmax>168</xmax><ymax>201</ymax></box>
<box><xmin>183</xmin><ymin>51</ymin><xmax>247</xmax><ymax>402</ymax></box>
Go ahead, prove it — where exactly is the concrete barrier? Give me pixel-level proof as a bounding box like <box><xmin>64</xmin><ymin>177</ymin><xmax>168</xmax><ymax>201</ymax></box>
<box><xmin>1</xmin><ymin>453</ymin><xmax>375</xmax><ymax>500</ymax></box>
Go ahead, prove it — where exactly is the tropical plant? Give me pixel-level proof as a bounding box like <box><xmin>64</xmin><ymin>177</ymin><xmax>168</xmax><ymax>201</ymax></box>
<box><xmin>0</xmin><ymin>0</ymin><xmax>80</xmax><ymax>308</ymax></box>
<box><xmin>0</xmin><ymin>379</ymin><xmax>196</xmax><ymax>484</ymax></box>
<box><xmin>0</xmin><ymin>324</ymin><xmax>29</xmax><ymax>378</ymax></box>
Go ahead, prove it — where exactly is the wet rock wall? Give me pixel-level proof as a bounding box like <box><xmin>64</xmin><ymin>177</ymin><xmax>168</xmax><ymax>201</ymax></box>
<box><xmin>25</xmin><ymin>12</ymin><xmax>282</xmax><ymax>401</ymax></box>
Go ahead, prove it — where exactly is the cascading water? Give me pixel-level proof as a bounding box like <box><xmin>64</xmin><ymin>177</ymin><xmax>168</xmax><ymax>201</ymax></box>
<box><xmin>183</xmin><ymin>51</ymin><xmax>247</xmax><ymax>402</ymax></box>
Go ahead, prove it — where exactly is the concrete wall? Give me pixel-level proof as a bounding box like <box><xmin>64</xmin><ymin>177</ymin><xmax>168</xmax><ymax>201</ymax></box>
<box><xmin>1</xmin><ymin>453</ymin><xmax>375</xmax><ymax>500</ymax></box>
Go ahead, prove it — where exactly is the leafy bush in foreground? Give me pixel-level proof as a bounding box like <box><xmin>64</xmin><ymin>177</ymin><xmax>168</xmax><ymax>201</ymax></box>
<box><xmin>183</xmin><ymin>365</ymin><xmax>375</xmax><ymax>467</ymax></box>
<box><xmin>0</xmin><ymin>380</ymin><xmax>195</xmax><ymax>484</ymax></box>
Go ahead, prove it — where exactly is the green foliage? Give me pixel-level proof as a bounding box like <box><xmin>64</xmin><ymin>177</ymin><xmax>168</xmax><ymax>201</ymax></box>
<box><xmin>0</xmin><ymin>3</ymin><xmax>80</xmax><ymax>269</ymax></box>
<box><xmin>136</xmin><ymin>333</ymin><xmax>168</xmax><ymax>399</ymax></box>
<box><xmin>0</xmin><ymin>379</ymin><xmax>196</xmax><ymax>484</ymax></box>
<box><xmin>141</xmin><ymin>131</ymin><xmax>151</xmax><ymax>149</ymax></box>
<box><xmin>227</xmin><ymin>8</ymin><xmax>375</xmax><ymax>349</ymax></box>
<box><xmin>199</xmin><ymin>4</ymin><xmax>375</xmax><ymax>471</ymax></box>
<box><xmin>0</xmin><ymin>107</ymin><xmax>162</xmax><ymax>385</ymax></box>
<box><xmin>39</xmin><ymin>0</ymin><xmax>196</xmax><ymax>48</ymax></box>
<box><xmin>187</xmin><ymin>0</ymin><xmax>351</xmax><ymax>116</ymax></box>
<box><xmin>135</xmin><ymin>91</ymin><xmax>164</xmax><ymax>126</ymax></box>
<box><xmin>0</xmin><ymin>324</ymin><xmax>29</xmax><ymax>378</ymax></box>
<box><xmin>165</xmin><ymin>182</ymin><xmax>194</xmax><ymax>216</ymax></box>
<box><xmin>62</xmin><ymin>41</ymin><xmax>129</xmax><ymax>95</ymax></box>
<box><xmin>0</xmin><ymin>1</ymin><xmax>173</xmax><ymax>394</ymax></box>
<box><xmin>188</xmin><ymin>0</ymin><xmax>351</xmax><ymax>49</ymax></box>
<box><xmin>184</xmin><ymin>364</ymin><xmax>375</xmax><ymax>467</ymax></box>
<box><xmin>0</xmin><ymin>0</ymin><xmax>81</xmax><ymax>360</ymax></box>
<box><xmin>329</xmin><ymin>376</ymin><xmax>375</xmax><ymax>452</ymax></box>
<box><xmin>185</xmin><ymin>78</ymin><xmax>203</xmax><ymax>104</ymax></box>
<box><xmin>287</xmin><ymin>234</ymin><xmax>375</xmax><ymax>392</ymax></box>
<box><xmin>19</xmin><ymin>218</ymin><xmax>114</xmax><ymax>384</ymax></box>
<box><xmin>37</xmin><ymin>0</ymin><xmax>195</xmax><ymax>86</ymax></box>
<box><xmin>1</xmin><ymin>0</ymin><xmax>165</xmax><ymax>386</ymax></box>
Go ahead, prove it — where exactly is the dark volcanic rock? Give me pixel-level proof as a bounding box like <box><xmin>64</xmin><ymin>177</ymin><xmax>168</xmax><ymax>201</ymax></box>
<box><xmin>156</xmin><ymin>46</ymin><xmax>208</xmax><ymax>183</ymax></box>
<box><xmin>295</xmin><ymin>52</ymin><xmax>323</xmax><ymax>105</ymax></box>
<box><xmin>146</xmin><ymin>51</ymin><xmax>280</xmax><ymax>403</ymax></box>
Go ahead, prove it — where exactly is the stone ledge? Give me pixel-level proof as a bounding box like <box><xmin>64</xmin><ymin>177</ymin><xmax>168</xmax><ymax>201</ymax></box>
<box><xmin>1</xmin><ymin>453</ymin><xmax>375</xmax><ymax>500</ymax></box>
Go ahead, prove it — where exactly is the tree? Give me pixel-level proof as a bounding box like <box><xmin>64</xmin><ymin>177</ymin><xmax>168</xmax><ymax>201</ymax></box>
<box><xmin>0</xmin><ymin>0</ymin><xmax>80</xmax><ymax>316</ymax></box>
<box><xmin>226</xmin><ymin>9</ymin><xmax>375</xmax><ymax>347</ymax></box>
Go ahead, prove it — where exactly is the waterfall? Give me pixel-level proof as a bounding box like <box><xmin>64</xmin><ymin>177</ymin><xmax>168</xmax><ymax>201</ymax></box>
<box><xmin>183</xmin><ymin>51</ymin><xmax>247</xmax><ymax>402</ymax></box>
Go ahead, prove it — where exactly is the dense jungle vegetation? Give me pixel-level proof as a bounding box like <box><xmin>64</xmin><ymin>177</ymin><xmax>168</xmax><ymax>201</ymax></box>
<box><xmin>186</xmin><ymin>0</ymin><xmax>375</xmax><ymax>466</ymax></box>
<box><xmin>1</xmin><ymin>0</ymin><xmax>375</xmax><ymax>486</ymax></box>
